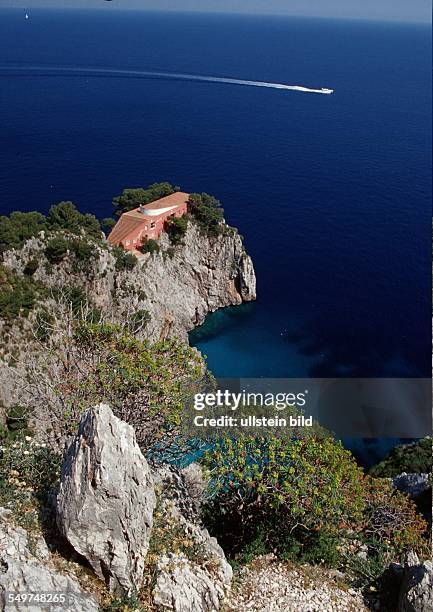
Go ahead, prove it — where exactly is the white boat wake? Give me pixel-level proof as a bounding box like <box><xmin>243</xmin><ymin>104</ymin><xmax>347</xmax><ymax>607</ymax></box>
<box><xmin>0</xmin><ymin>65</ymin><xmax>334</xmax><ymax>94</ymax></box>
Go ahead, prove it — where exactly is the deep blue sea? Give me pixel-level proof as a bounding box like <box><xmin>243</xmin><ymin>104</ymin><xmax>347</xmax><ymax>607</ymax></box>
<box><xmin>0</xmin><ymin>10</ymin><xmax>431</xmax><ymax>388</ymax></box>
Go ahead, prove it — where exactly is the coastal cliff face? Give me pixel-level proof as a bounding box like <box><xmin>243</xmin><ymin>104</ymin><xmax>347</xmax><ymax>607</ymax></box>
<box><xmin>1</xmin><ymin>221</ymin><xmax>255</xmax><ymax>344</ymax></box>
<box><xmin>134</xmin><ymin>223</ymin><xmax>256</xmax><ymax>341</ymax></box>
<box><xmin>0</xmin><ymin>221</ymin><xmax>255</xmax><ymax>412</ymax></box>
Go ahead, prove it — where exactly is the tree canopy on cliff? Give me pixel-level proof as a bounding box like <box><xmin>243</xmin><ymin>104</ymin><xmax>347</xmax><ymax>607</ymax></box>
<box><xmin>0</xmin><ymin>211</ymin><xmax>46</xmax><ymax>254</ymax></box>
<box><xmin>188</xmin><ymin>193</ymin><xmax>224</xmax><ymax>237</ymax></box>
<box><xmin>0</xmin><ymin>202</ymin><xmax>102</xmax><ymax>254</ymax></box>
<box><xmin>112</xmin><ymin>182</ymin><xmax>176</xmax><ymax>217</ymax></box>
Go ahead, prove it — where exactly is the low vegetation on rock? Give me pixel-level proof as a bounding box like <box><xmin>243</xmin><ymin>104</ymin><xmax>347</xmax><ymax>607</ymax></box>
<box><xmin>201</xmin><ymin>434</ymin><xmax>430</xmax><ymax>597</ymax></box>
<box><xmin>113</xmin><ymin>182</ymin><xmax>176</xmax><ymax>218</ymax></box>
<box><xmin>0</xmin><ymin>201</ymin><xmax>102</xmax><ymax>254</ymax></box>
<box><xmin>369</xmin><ymin>437</ymin><xmax>432</xmax><ymax>478</ymax></box>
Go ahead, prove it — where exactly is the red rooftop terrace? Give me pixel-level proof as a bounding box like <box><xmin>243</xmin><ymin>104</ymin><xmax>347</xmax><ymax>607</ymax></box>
<box><xmin>108</xmin><ymin>192</ymin><xmax>189</xmax><ymax>253</ymax></box>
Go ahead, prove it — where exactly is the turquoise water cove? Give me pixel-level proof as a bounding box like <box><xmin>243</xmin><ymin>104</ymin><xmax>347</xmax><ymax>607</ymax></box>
<box><xmin>1</xmin><ymin>10</ymin><xmax>430</xmax><ymax>380</ymax></box>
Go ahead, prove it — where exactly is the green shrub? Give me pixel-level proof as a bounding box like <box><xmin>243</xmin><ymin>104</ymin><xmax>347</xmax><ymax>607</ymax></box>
<box><xmin>38</xmin><ymin>322</ymin><xmax>204</xmax><ymax>452</ymax></box>
<box><xmin>70</xmin><ymin>239</ymin><xmax>95</xmax><ymax>261</ymax></box>
<box><xmin>102</xmin><ymin>217</ymin><xmax>116</xmax><ymax>231</ymax></box>
<box><xmin>47</xmin><ymin>201</ymin><xmax>101</xmax><ymax>239</ymax></box>
<box><xmin>0</xmin><ymin>436</ymin><xmax>60</xmax><ymax>507</ymax></box>
<box><xmin>188</xmin><ymin>193</ymin><xmax>224</xmax><ymax>237</ymax></box>
<box><xmin>101</xmin><ymin>595</ymin><xmax>145</xmax><ymax>612</ymax></box>
<box><xmin>201</xmin><ymin>436</ymin><xmax>429</xmax><ymax>569</ymax></box>
<box><xmin>140</xmin><ymin>238</ymin><xmax>160</xmax><ymax>254</ymax></box>
<box><xmin>236</xmin><ymin>525</ymin><xmax>341</xmax><ymax>568</ymax></box>
<box><xmin>23</xmin><ymin>258</ymin><xmax>39</xmax><ymax>277</ymax></box>
<box><xmin>369</xmin><ymin>438</ymin><xmax>432</xmax><ymax>477</ymax></box>
<box><xmin>362</xmin><ymin>476</ymin><xmax>428</xmax><ymax>557</ymax></box>
<box><xmin>0</xmin><ymin>203</ymin><xmax>101</xmax><ymax>255</ymax></box>
<box><xmin>44</xmin><ymin>237</ymin><xmax>69</xmax><ymax>264</ymax></box>
<box><xmin>165</xmin><ymin>215</ymin><xmax>188</xmax><ymax>245</ymax></box>
<box><xmin>49</xmin><ymin>285</ymin><xmax>89</xmax><ymax>315</ymax></box>
<box><xmin>69</xmin><ymin>239</ymin><xmax>98</xmax><ymax>274</ymax></box>
<box><xmin>34</xmin><ymin>308</ymin><xmax>55</xmax><ymax>341</ymax></box>
<box><xmin>0</xmin><ymin>405</ymin><xmax>33</xmax><ymax>441</ymax></box>
<box><xmin>201</xmin><ymin>435</ymin><xmax>366</xmax><ymax>555</ymax></box>
<box><xmin>113</xmin><ymin>182</ymin><xmax>175</xmax><ymax>217</ymax></box>
<box><xmin>166</xmin><ymin>247</ymin><xmax>176</xmax><ymax>258</ymax></box>
<box><xmin>344</xmin><ymin>537</ymin><xmax>395</xmax><ymax>591</ymax></box>
<box><xmin>112</xmin><ymin>246</ymin><xmax>137</xmax><ymax>271</ymax></box>
<box><xmin>0</xmin><ymin>265</ymin><xmax>39</xmax><ymax>320</ymax></box>
<box><xmin>0</xmin><ymin>211</ymin><xmax>46</xmax><ymax>254</ymax></box>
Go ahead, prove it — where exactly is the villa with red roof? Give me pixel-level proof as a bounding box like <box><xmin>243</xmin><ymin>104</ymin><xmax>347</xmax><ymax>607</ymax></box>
<box><xmin>108</xmin><ymin>191</ymin><xmax>189</xmax><ymax>253</ymax></box>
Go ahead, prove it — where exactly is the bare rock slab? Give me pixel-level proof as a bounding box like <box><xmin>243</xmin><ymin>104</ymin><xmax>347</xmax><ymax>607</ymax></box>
<box><xmin>398</xmin><ymin>552</ymin><xmax>433</xmax><ymax>612</ymax></box>
<box><xmin>0</xmin><ymin>511</ymin><xmax>98</xmax><ymax>612</ymax></box>
<box><xmin>152</xmin><ymin>465</ymin><xmax>232</xmax><ymax>611</ymax></box>
<box><xmin>56</xmin><ymin>404</ymin><xmax>156</xmax><ymax>596</ymax></box>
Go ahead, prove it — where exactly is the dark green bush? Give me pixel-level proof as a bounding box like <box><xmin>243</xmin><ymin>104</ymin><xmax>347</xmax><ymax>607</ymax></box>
<box><xmin>47</xmin><ymin>201</ymin><xmax>101</xmax><ymax>239</ymax></box>
<box><xmin>188</xmin><ymin>193</ymin><xmax>224</xmax><ymax>237</ymax></box>
<box><xmin>34</xmin><ymin>308</ymin><xmax>55</xmax><ymax>341</ymax></box>
<box><xmin>0</xmin><ymin>203</ymin><xmax>101</xmax><ymax>255</ymax></box>
<box><xmin>113</xmin><ymin>182</ymin><xmax>175</xmax><ymax>217</ymax></box>
<box><xmin>201</xmin><ymin>435</ymin><xmax>366</xmax><ymax>555</ymax></box>
<box><xmin>113</xmin><ymin>246</ymin><xmax>137</xmax><ymax>271</ymax></box>
<box><xmin>0</xmin><ymin>436</ymin><xmax>60</xmax><ymax>506</ymax></box>
<box><xmin>0</xmin><ymin>211</ymin><xmax>46</xmax><ymax>254</ymax></box>
<box><xmin>128</xmin><ymin>309</ymin><xmax>151</xmax><ymax>334</ymax></box>
<box><xmin>70</xmin><ymin>239</ymin><xmax>95</xmax><ymax>261</ymax></box>
<box><xmin>166</xmin><ymin>247</ymin><xmax>176</xmax><ymax>258</ymax></box>
<box><xmin>102</xmin><ymin>217</ymin><xmax>116</xmax><ymax>231</ymax></box>
<box><xmin>369</xmin><ymin>438</ymin><xmax>432</xmax><ymax>477</ymax></box>
<box><xmin>23</xmin><ymin>258</ymin><xmax>39</xmax><ymax>277</ymax></box>
<box><xmin>201</xmin><ymin>435</ymin><xmax>429</xmax><ymax>569</ymax></box>
<box><xmin>140</xmin><ymin>238</ymin><xmax>160</xmax><ymax>254</ymax></box>
<box><xmin>44</xmin><ymin>237</ymin><xmax>69</xmax><ymax>264</ymax></box>
<box><xmin>47</xmin><ymin>321</ymin><xmax>204</xmax><ymax>451</ymax></box>
<box><xmin>0</xmin><ymin>265</ymin><xmax>38</xmax><ymax>320</ymax></box>
<box><xmin>1</xmin><ymin>405</ymin><xmax>33</xmax><ymax>440</ymax></box>
<box><xmin>165</xmin><ymin>215</ymin><xmax>188</xmax><ymax>245</ymax></box>
<box><xmin>69</xmin><ymin>239</ymin><xmax>98</xmax><ymax>274</ymax></box>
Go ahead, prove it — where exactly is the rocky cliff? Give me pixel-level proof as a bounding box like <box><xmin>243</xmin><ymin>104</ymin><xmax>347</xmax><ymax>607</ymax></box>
<box><xmin>0</xmin><ymin>220</ymin><xmax>256</xmax><ymax>415</ymax></box>
<box><xmin>1</xmin><ymin>221</ymin><xmax>256</xmax><ymax>344</ymax></box>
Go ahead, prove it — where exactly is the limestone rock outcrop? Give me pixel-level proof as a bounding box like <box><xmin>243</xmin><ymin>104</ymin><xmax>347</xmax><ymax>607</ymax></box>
<box><xmin>398</xmin><ymin>551</ymin><xmax>433</xmax><ymax>612</ymax></box>
<box><xmin>1</xmin><ymin>221</ymin><xmax>256</xmax><ymax>344</ymax></box>
<box><xmin>391</xmin><ymin>473</ymin><xmax>430</xmax><ymax>500</ymax></box>
<box><xmin>0</xmin><ymin>509</ymin><xmax>98</xmax><ymax>612</ymax></box>
<box><xmin>56</xmin><ymin>404</ymin><xmax>156</xmax><ymax>596</ymax></box>
<box><xmin>153</xmin><ymin>554</ymin><xmax>229</xmax><ymax>612</ymax></box>
<box><xmin>152</xmin><ymin>465</ymin><xmax>232</xmax><ymax>611</ymax></box>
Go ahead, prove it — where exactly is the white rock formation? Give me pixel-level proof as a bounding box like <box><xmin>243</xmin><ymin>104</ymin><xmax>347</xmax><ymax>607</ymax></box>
<box><xmin>0</xmin><ymin>510</ymin><xmax>98</xmax><ymax>612</ymax></box>
<box><xmin>56</xmin><ymin>404</ymin><xmax>156</xmax><ymax>596</ymax></box>
<box><xmin>398</xmin><ymin>551</ymin><xmax>433</xmax><ymax>612</ymax></box>
<box><xmin>152</xmin><ymin>465</ymin><xmax>232</xmax><ymax>611</ymax></box>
